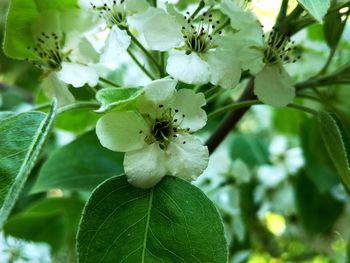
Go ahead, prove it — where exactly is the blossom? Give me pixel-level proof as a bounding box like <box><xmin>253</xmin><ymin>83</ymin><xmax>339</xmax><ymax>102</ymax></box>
<box><xmin>127</xmin><ymin>7</ymin><xmax>244</xmax><ymax>88</ymax></box>
<box><xmin>218</xmin><ymin>0</ymin><xmax>297</xmax><ymax>107</ymax></box>
<box><xmin>26</xmin><ymin>10</ymin><xmax>100</xmax><ymax>105</ymax></box>
<box><xmin>96</xmin><ymin>78</ymin><xmax>209</xmax><ymax>188</ymax></box>
<box><xmin>78</xmin><ymin>0</ymin><xmax>150</xmax><ymax>66</ymax></box>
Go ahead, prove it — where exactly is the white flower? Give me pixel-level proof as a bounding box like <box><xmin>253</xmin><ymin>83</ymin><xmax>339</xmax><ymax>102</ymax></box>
<box><xmin>78</xmin><ymin>0</ymin><xmax>151</xmax><ymax>66</ymax></box>
<box><xmin>27</xmin><ymin>10</ymin><xmax>100</xmax><ymax>104</ymax></box>
<box><xmin>128</xmin><ymin>7</ymin><xmax>243</xmax><ymax>88</ymax></box>
<box><xmin>96</xmin><ymin>78</ymin><xmax>209</xmax><ymax>188</ymax></box>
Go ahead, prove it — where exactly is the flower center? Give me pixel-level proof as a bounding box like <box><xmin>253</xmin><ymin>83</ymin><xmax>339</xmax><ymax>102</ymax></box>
<box><xmin>90</xmin><ymin>0</ymin><xmax>127</xmax><ymax>27</ymax></box>
<box><xmin>143</xmin><ymin>106</ymin><xmax>189</xmax><ymax>150</ymax></box>
<box><xmin>26</xmin><ymin>32</ymin><xmax>64</xmax><ymax>71</ymax></box>
<box><xmin>182</xmin><ymin>12</ymin><xmax>222</xmax><ymax>54</ymax></box>
<box><xmin>263</xmin><ymin>28</ymin><xmax>300</xmax><ymax>65</ymax></box>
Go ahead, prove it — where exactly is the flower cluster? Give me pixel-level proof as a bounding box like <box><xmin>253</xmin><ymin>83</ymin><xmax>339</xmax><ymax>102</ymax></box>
<box><xmin>13</xmin><ymin>0</ymin><xmax>301</xmax><ymax>188</ymax></box>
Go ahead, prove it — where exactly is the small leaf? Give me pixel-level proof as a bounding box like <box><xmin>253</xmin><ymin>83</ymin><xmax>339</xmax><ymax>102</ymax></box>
<box><xmin>318</xmin><ymin>112</ymin><xmax>350</xmax><ymax>192</ymax></box>
<box><xmin>95</xmin><ymin>87</ymin><xmax>143</xmax><ymax>113</ymax></box>
<box><xmin>32</xmin><ymin>130</ymin><xmax>124</xmax><ymax>193</ymax></box>
<box><xmin>0</xmin><ymin>100</ymin><xmax>57</xmax><ymax>228</ymax></box>
<box><xmin>77</xmin><ymin>176</ymin><xmax>228</xmax><ymax>263</ymax></box>
<box><xmin>298</xmin><ymin>0</ymin><xmax>331</xmax><ymax>23</ymax></box>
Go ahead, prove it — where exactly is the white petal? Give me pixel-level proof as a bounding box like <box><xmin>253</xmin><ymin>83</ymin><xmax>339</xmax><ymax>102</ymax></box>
<box><xmin>124</xmin><ymin>143</ymin><xmax>167</xmax><ymax>188</ymax></box>
<box><xmin>207</xmin><ymin>50</ymin><xmax>242</xmax><ymax>89</ymax></box>
<box><xmin>166</xmin><ymin>134</ymin><xmax>209</xmax><ymax>181</ymax></box>
<box><xmin>101</xmin><ymin>26</ymin><xmax>131</xmax><ymax>63</ymax></box>
<box><xmin>125</xmin><ymin>0</ymin><xmax>149</xmax><ymax>13</ymax></box>
<box><xmin>41</xmin><ymin>73</ymin><xmax>75</xmax><ymax>106</ymax></box>
<box><xmin>254</xmin><ymin>65</ymin><xmax>295</xmax><ymax>107</ymax></box>
<box><xmin>138</xmin><ymin>78</ymin><xmax>177</xmax><ymax>115</ymax></box>
<box><xmin>96</xmin><ymin>111</ymin><xmax>149</xmax><ymax>152</ymax></box>
<box><xmin>166</xmin><ymin>50</ymin><xmax>210</xmax><ymax>85</ymax></box>
<box><xmin>171</xmin><ymin>89</ymin><xmax>207</xmax><ymax>131</ymax></box>
<box><xmin>128</xmin><ymin>8</ymin><xmax>182</xmax><ymax>51</ymax></box>
<box><xmin>58</xmin><ymin>62</ymin><xmax>99</xmax><ymax>87</ymax></box>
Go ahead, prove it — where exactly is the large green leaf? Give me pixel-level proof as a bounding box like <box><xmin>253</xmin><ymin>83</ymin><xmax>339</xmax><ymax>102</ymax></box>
<box><xmin>318</xmin><ymin>112</ymin><xmax>350</xmax><ymax>192</ymax></box>
<box><xmin>0</xmin><ymin>100</ymin><xmax>57</xmax><ymax>228</ymax></box>
<box><xmin>3</xmin><ymin>0</ymin><xmax>77</xmax><ymax>59</ymax></box>
<box><xmin>32</xmin><ymin>130</ymin><xmax>124</xmax><ymax>193</ymax></box>
<box><xmin>323</xmin><ymin>7</ymin><xmax>346</xmax><ymax>50</ymax></box>
<box><xmin>298</xmin><ymin>0</ymin><xmax>330</xmax><ymax>23</ymax></box>
<box><xmin>77</xmin><ymin>176</ymin><xmax>228</xmax><ymax>263</ymax></box>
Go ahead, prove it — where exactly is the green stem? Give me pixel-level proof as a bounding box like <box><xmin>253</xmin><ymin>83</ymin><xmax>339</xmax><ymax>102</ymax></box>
<box><xmin>276</xmin><ymin>0</ymin><xmax>289</xmax><ymax>27</ymax></box>
<box><xmin>127</xmin><ymin>29</ymin><xmax>162</xmax><ymax>74</ymax></box>
<box><xmin>208</xmin><ymin>100</ymin><xmax>262</xmax><ymax>119</ymax></box>
<box><xmin>206</xmin><ymin>90</ymin><xmax>223</xmax><ymax>104</ymax></box>
<box><xmin>57</xmin><ymin>101</ymin><xmax>100</xmax><ymax>115</ymax></box>
<box><xmin>127</xmin><ymin>50</ymin><xmax>156</xmax><ymax>80</ymax></box>
<box><xmin>190</xmin><ymin>0</ymin><xmax>205</xmax><ymax>20</ymax></box>
<box><xmin>287</xmin><ymin>103</ymin><xmax>318</xmax><ymax>115</ymax></box>
<box><xmin>318</xmin><ymin>48</ymin><xmax>336</xmax><ymax>75</ymax></box>
<box><xmin>296</xmin><ymin>93</ymin><xmax>323</xmax><ymax>103</ymax></box>
<box><xmin>32</xmin><ymin>103</ymin><xmax>51</xmax><ymax>111</ymax></box>
<box><xmin>204</xmin><ymin>85</ymin><xmax>219</xmax><ymax>97</ymax></box>
<box><xmin>99</xmin><ymin>77</ymin><xmax>120</xmax><ymax>88</ymax></box>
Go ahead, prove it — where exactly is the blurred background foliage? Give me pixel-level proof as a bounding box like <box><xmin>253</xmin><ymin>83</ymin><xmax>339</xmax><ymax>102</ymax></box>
<box><xmin>1</xmin><ymin>0</ymin><xmax>350</xmax><ymax>262</ymax></box>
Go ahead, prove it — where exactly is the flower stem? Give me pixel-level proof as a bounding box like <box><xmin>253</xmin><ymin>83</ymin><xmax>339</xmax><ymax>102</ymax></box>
<box><xmin>190</xmin><ymin>0</ymin><xmax>205</xmax><ymax>20</ymax></box>
<box><xmin>127</xmin><ymin>50</ymin><xmax>156</xmax><ymax>80</ymax></box>
<box><xmin>127</xmin><ymin>29</ymin><xmax>162</xmax><ymax>74</ymax></box>
<box><xmin>287</xmin><ymin>103</ymin><xmax>318</xmax><ymax>116</ymax></box>
<box><xmin>205</xmin><ymin>79</ymin><xmax>256</xmax><ymax>154</ymax></box>
<box><xmin>57</xmin><ymin>101</ymin><xmax>100</xmax><ymax>115</ymax></box>
<box><xmin>99</xmin><ymin>77</ymin><xmax>120</xmax><ymax>88</ymax></box>
<box><xmin>208</xmin><ymin>100</ymin><xmax>261</xmax><ymax>119</ymax></box>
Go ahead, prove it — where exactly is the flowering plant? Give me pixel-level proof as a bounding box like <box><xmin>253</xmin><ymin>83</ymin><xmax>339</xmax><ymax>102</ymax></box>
<box><xmin>1</xmin><ymin>0</ymin><xmax>350</xmax><ymax>261</ymax></box>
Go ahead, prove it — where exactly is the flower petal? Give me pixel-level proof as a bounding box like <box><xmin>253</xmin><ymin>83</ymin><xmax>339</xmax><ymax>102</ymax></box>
<box><xmin>124</xmin><ymin>143</ymin><xmax>167</xmax><ymax>188</ymax></box>
<box><xmin>166</xmin><ymin>134</ymin><xmax>209</xmax><ymax>181</ymax></box>
<box><xmin>166</xmin><ymin>50</ymin><xmax>210</xmax><ymax>85</ymax></box>
<box><xmin>100</xmin><ymin>26</ymin><xmax>131</xmax><ymax>64</ymax></box>
<box><xmin>207</xmin><ymin>50</ymin><xmax>242</xmax><ymax>89</ymax></box>
<box><xmin>41</xmin><ymin>73</ymin><xmax>75</xmax><ymax>106</ymax></box>
<box><xmin>171</xmin><ymin>89</ymin><xmax>207</xmax><ymax>131</ymax></box>
<box><xmin>138</xmin><ymin>78</ymin><xmax>177</xmax><ymax>115</ymax></box>
<box><xmin>96</xmin><ymin>111</ymin><xmax>149</xmax><ymax>152</ymax></box>
<box><xmin>57</xmin><ymin>62</ymin><xmax>99</xmax><ymax>87</ymax></box>
<box><xmin>128</xmin><ymin>7</ymin><xmax>182</xmax><ymax>51</ymax></box>
<box><xmin>254</xmin><ymin>65</ymin><xmax>295</xmax><ymax>107</ymax></box>
<box><xmin>125</xmin><ymin>0</ymin><xmax>149</xmax><ymax>13</ymax></box>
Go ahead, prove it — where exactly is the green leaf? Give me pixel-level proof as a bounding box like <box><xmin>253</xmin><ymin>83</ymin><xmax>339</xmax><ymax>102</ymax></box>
<box><xmin>4</xmin><ymin>212</ymin><xmax>66</xmax><ymax>250</ymax></box>
<box><xmin>96</xmin><ymin>87</ymin><xmax>144</xmax><ymax>113</ymax></box>
<box><xmin>294</xmin><ymin>170</ymin><xmax>344</xmax><ymax>236</ymax></box>
<box><xmin>318</xmin><ymin>111</ymin><xmax>350</xmax><ymax>192</ymax></box>
<box><xmin>32</xmin><ymin>130</ymin><xmax>124</xmax><ymax>193</ymax></box>
<box><xmin>0</xmin><ymin>100</ymin><xmax>57</xmax><ymax>228</ymax></box>
<box><xmin>298</xmin><ymin>0</ymin><xmax>331</xmax><ymax>23</ymax></box>
<box><xmin>77</xmin><ymin>176</ymin><xmax>228</xmax><ymax>263</ymax></box>
<box><xmin>301</xmin><ymin>117</ymin><xmax>340</xmax><ymax>192</ymax></box>
<box><xmin>229</xmin><ymin>133</ymin><xmax>269</xmax><ymax>167</ymax></box>
<box><xmin>3</xmin><ymin>0</ymin><xmax>77</xmax><ymax>59</ymax></box>
<box><xmin>323</xmin><ymin>9</ymin><xmax>346</xmax><ymax>49</ymax></box>
<box><xmin>4</xmin><ymin>197</ymin><xmax>85</xmax><ymax>253</ymax></box>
